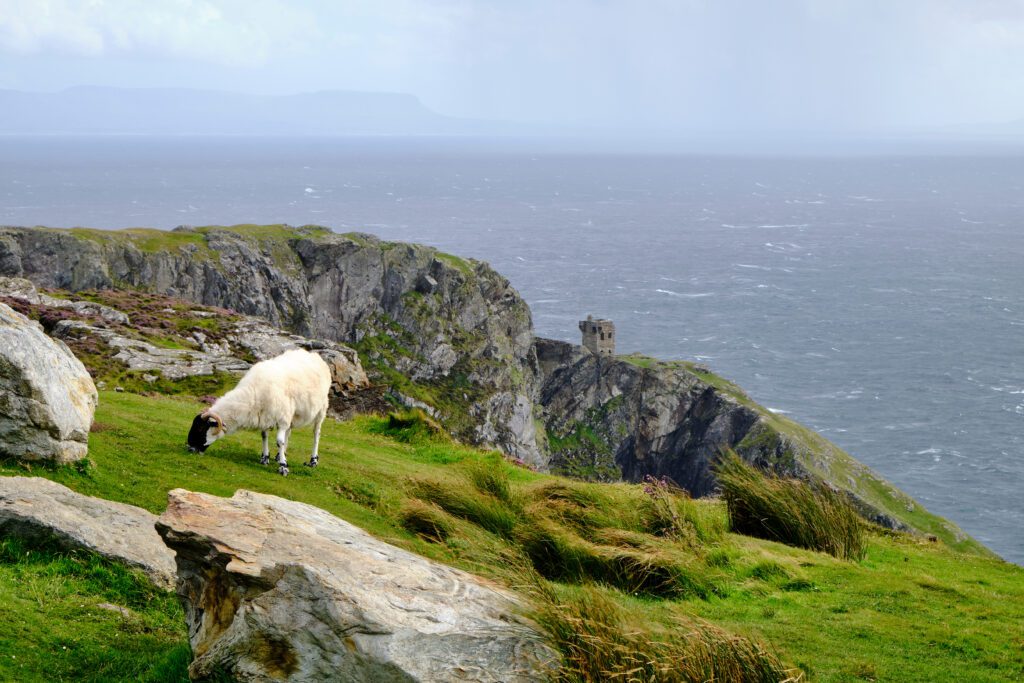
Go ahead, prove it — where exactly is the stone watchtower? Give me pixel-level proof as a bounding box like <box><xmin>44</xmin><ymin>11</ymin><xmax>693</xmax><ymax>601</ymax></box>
<box><xmin>579</xmin><ymin>315</ymin><xmax>615</xmax><ymax>356</ymax></box>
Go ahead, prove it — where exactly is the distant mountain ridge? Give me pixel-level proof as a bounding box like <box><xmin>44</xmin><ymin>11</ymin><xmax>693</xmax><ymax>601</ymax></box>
<box><xmin>0</xmin><ymin>86</ymin><xmax>487</xmax><ymax>136</ymax></box>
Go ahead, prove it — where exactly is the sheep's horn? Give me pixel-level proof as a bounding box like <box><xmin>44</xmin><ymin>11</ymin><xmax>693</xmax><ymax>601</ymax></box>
<box><xmin>202</xmin><ymin>411</ymin><xmax>224</xmax><ymax>431</ymax></box>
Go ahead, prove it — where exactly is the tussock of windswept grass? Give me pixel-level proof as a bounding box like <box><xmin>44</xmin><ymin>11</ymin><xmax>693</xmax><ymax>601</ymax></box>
<box><xmin>408</xmin><ymin>463</ymin><xmax>729</xmax><ymax>599</ymax></box>
<box><xmin>528</xmin><ymin>581</ymin><xmax>799</xmax><ymax>683</ymax></box>
<box><xmin>714</xmin><ymin>451</ymin><xmax>866</xmax><ymax>561</ymax></box>
<box><xmin>638</xmin><ymin>475</ymin><xmax>727</xmax><ymax>545</ymax></box>
<box><xmin>465</xmin><ymin>459</ymin><xmax>518</xmax><ymax>505</ymax></box>
<box><xmin>407</xmin><ymin>477</ymin><xmax>521</xmax><ymax>538</ymax></box>
<box><xmin>398</xmin><ymin>499</ymin><xmax>455</xmax><ymax>543</ymax></box>
<box><xmin>515</xmin><ymin>514</ymin><xmax>719</xmax><ymax>599</ymax></box>
<box><xmin>368</xmin><ymin>408</ymin><xmax>449</xmax><ymax>443</ymax></box>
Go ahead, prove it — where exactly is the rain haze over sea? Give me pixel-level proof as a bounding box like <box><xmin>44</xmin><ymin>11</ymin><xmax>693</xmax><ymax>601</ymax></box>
<box><xmin>2</xmin><ymin>136</ymin><xmax>1022</xmax><ymax>564</ymax></box>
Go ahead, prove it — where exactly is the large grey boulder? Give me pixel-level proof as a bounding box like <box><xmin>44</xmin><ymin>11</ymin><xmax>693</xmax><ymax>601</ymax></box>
<box><xmin>0</xmin><ymin>476</ymin><xmax>176</xmax><ymax>589</ymax></box>
<box><xmin>156</xmin><ymin>488</ymin><xmax>558</xmax><ymax>682</ymax></box>
<box><xmin>0</xmin><ymin>302</ymin><xmax>97</xmax><ymax>462</ymax></box>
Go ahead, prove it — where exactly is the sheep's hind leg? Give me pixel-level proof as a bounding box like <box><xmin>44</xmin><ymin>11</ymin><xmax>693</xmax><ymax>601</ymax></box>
<box><xmin>260</xmin><ymin>430</ymin><xmax>270</xmax><ymax>465</ymax></box>
<box><xmin>305</xmin><ymin>411</ymin><xmax>326</xmax><ymax>468</ymax></box>
<box><xmin>276</xmin><ymin>426</ymin><xmax>291</xmax><ymax>476</ymax></box>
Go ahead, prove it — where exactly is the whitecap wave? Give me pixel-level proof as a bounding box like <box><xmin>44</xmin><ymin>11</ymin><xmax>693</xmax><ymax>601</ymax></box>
<box><xmin>655</xmin><ymin>289</ymin><xmax>714</xmax><ymax>298</ymax></box>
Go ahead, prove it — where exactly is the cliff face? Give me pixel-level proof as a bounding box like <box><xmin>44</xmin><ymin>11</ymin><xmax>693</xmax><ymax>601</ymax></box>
<box><xmin>0</xmin><ymin>225</ymin><xmax>981</xmax><ymax>552</ymax></box>
<box><xmin>536</xmin><ymin>339</ymin><xmax>980</xmax><ymax>551</ymax></box>
<box><xmin>536</xmin><ymin>339</ymin><xmax>762</xmax><ymax>492</ymax></box>
<box><xmin>0</xmin><ymin>226</ymin><xmax>541</xmax><ymax>466</ymax></box>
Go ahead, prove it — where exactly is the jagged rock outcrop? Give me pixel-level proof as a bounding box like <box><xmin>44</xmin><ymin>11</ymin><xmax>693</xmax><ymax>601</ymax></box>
<box><xmin>0</xmin><ymin>227</ymin><xmax>540</xmax><ymax>466</ymax></box>
<box><xmin>537</xmin><ymin>338</ymin><xmax>761</xmax><ymax>492</ymax></box>
<box><xmin>0</xmin><ymin>276</ymin><xmax>368</xmax><ymax>409</ymax></box>
<box><xmin>156</xmin><ymin>488</ymin><xmax>558</xmax><ymax>682</ymax></box>
<box><xmin>0</xmin><ymin>477</ymin><xmax>175</xmax><ymax>588</ymax></box>
<box><xmin>0</xmin><ymin>276</ymin><xmax>129</xmax><ymax>323</ymax></box>
<box><xmin>53</xmin><ymin>319</ymin><xmax>251</xmax><ymax>379</ymax></box>
<box><xmin>0</xmin><ymin>302</ymin><xmax>97</xmax><ymax>462</ymax></box>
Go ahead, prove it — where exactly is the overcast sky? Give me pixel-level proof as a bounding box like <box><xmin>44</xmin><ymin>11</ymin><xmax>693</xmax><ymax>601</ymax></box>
<box><xmin>1</xmin><ymin>0</ymin><xmax>1023</xmax><ymax>133</ymax></box>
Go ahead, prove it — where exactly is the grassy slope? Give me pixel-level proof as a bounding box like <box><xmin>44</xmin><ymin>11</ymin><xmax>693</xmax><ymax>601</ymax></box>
<box><xmin>0</xmin><ymin>391</ymin><xmax>1022</xmax><ymax>682</ymax></box>
<box><xmin>0</xmin><ymin>537</ymin><xmax>189</xmax><ymax>683</ymax></box>
<box><xmin>620</xmin><ymin>354</ymin><xmax>987</xmax><ymax>555</ymax></box>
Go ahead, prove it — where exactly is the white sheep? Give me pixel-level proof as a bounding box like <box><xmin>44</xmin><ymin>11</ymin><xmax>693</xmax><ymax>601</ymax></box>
<box><xmin>187</xmin><ymin>348</ymin><xmax>332</xmax><ymax>476</ymax></box>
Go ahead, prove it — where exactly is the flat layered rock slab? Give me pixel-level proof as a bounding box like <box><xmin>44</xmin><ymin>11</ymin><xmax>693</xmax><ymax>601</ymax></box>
<box><xmin>157</xmin><ymin>488</ymin><xmax>558</xmax><ymax>682</ymax></box>
<box><xmin>0</xmin><ymin>476</ymin><xmax>176</xmax><ymax>589</ymax></box>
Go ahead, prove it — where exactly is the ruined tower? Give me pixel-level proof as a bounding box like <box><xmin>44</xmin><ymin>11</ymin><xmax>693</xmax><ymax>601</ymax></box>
<box><xmin>579</xmin><ymin>314</ymin><xmax>615</xmax><ymax>356</ymax></box>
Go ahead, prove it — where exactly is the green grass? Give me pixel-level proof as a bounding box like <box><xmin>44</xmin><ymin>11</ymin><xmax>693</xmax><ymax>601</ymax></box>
<box><xmin>0</xmin><ymin>537</ymin><xmax>188</xmax><ymax>683</ymax></box>
<box><xmin>55</xmin><ymin>224</ymin><xmax>333</xmax><ymax>279</ymax></box>
<box><xmin>1</xmin><ymin>391</ymin><xmax>1023</xmax><ymax>681</ymax></box>
<box><xmin>64</xmin><ymin>227</ymin><xmax>210</xmax><ymax>257</ymax></box>
<box><xmin>694</xmin><ymin>536</ymin><xmax>1024</xmax><ymax>682</ymax></box>
<box><xmin>196</xmin><ymin>224</ymin><xmax>331</xmax><ymax>241</ymax></box>
<box><xmin>434</xmin><ymin>251</ymin><xmax>475</xmax><ymax>277</ymax></box>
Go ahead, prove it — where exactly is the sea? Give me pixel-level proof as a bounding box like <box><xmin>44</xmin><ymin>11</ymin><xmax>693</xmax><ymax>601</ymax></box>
<box><xmin>1</xmin><ymin>136</ymin><xmax>1021</xmax><ymax>564</ymax></box>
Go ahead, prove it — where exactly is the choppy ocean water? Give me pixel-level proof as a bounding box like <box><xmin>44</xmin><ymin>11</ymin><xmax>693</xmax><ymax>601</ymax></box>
<box><xmin>1</xmin><ymin>136</ymin><xmax>1021</xmax><ymax>564</ymax></box>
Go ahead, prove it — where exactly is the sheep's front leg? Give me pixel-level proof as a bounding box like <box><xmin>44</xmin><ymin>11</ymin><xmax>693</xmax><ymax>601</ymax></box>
<box><xmin>305</xmin><ymin>411</ymin><xmax>326</xmax><ymax>468</ymax></box>
<box><xmin>260</xmin><ymin>430</ymin><xmax>270</xmax><ymax>465</ymax></box>
<box><xmin>276</xmin><ymin>426</ymin><xmax>292</xmax><ymax>476</ymax></box>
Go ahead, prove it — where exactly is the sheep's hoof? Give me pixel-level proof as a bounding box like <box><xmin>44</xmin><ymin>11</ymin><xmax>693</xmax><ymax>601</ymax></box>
<box><xmin>304</xmin><ymin>459</ymin><xmax>318</xmax><ymax>468</ymax></box>
<box><xmin>260</xmin><ymin>455</ymin><xmax>270</xmax><ymax>466</ymax></box>
<box><xmin>278</xmin><ymin>465</ymin><xmax>289</xmax><ymax>477</ymax></box>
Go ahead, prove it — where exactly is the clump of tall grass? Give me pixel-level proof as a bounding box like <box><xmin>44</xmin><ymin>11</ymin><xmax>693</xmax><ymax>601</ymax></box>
<box><xmin>714</xmin><ymin>451</ymin><xmax>866</xmax><ymax>561</ymax></box>
<box><xmin>399</xmin><ymin>499</ymin><xmax>454</xmax><ymax>542</ymax></box>
<box><xmin>407</xmin><ymin>477</ymin><xmax>520</xmax><ymax>538</ymax></box>
<box><xmin>369</xmin><ymin>408</ymin><xmax>448</xmax><ymax>443</ymax></box>
<box><xmin>464</xmin><ymin>459</ymin><xmax>517</xmax><ymax>505</ymax></box>
<box><xmin>639</xmin><ymin>475</ymin><xmax>726</xmax><ymax>544</ymax></box>
<box><xmin>528</xmin><ymin>581</ymin><xmax>798</xmax><ymax>683</ymax></box>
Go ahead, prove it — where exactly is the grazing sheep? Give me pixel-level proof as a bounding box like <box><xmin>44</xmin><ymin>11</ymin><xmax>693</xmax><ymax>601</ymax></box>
<box><xmin>186</xmin><ymin>348</ymin><xmax>331</xmax><ymax>476</ymax></box>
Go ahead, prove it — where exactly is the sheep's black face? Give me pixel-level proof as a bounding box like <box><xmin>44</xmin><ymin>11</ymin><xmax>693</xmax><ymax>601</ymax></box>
<box><xmin>187</xmin><ymin>414</ymin><xmax>216</xmax><ymax>453</ymax></box>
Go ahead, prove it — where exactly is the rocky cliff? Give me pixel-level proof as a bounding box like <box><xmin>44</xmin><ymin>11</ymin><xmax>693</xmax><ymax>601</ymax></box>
<box><xmin>0</xmin><ymin>225</ymin><xmax>980</xmax><ymax>550</ymax></box>
<box><xmin>0</xmin><ymin>225</ymin><xmax>541</xmax><ymax>466</ymax></box>
<box><xmin>534</xmin><ymin>339</ymin><xmax>978</xmax><ymax>550</ymax></box>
